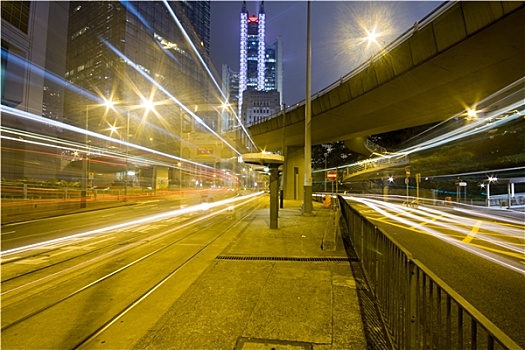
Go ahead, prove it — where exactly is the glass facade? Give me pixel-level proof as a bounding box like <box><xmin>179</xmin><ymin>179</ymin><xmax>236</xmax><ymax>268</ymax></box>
<box><xmin>1</xmin><ymin>1</ymin><xmax>31</xmax><ymax>34</ymax></box>
<box><xmin>64</xmin><ymin>1</ymin><xmax>213</xmax><ymax>144</ymax></box>
<box><xmin>236</xmin><ymin>3</ymin><xmax>282</xmax><ymax>121</ymax></box>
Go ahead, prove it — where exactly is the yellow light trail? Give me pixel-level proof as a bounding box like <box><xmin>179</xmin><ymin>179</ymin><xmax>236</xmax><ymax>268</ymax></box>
<box><xmin>345</xmin><ymin>196</ymin><xmax>525</xmax><ymax>274</ymax></box>
<box><xmin>1</xmin><ymin>192</ymin><xmax>264</xmax><ymax>257</ymax></box>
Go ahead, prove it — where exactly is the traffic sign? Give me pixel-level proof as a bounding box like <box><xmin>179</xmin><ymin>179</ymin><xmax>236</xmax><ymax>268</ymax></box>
<box><xmin>327</xmin><ymin>170</ymin><xmax>337</xmax><ymax>181</ymax></box>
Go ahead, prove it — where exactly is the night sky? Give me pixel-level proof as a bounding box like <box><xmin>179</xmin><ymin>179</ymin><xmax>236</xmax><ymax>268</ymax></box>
<box><xmin>210</xmin><ymin>1</ymin><xmax>443</xmax><ymax>106</ymax></box>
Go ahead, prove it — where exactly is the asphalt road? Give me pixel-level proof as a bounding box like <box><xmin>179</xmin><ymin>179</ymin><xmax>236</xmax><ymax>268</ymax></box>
<box><xmin>1</xmin><ymin>190</ymin><xmax>237</xmax><ymax>252</ymax></box>
<box><xmin>346</xmin><ymin>196</ymin><xmax>525</xmax><ymax>348</ymax></box>
<box><xmin>1</xmin><ymin>192</ymin><xmax>261</xmax><ymax>349</ymax></box>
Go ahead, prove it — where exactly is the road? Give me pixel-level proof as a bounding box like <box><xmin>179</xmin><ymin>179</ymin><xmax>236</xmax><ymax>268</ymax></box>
<box><xmin>344</xmin><ymin>195</ymin><xmax>525</xmax><ymax>348</ymax></box>
<box><xmin>0</xmin><ymin>191</ymin><xmax>263</xmax><ymax>349</ymax></box>
<box><xmin>1</xmin><ymin>189</ymin><xmax>237</xmax><ymax>252</ymax></box>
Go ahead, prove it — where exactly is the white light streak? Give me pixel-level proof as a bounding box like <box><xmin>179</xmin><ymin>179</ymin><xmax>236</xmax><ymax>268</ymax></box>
<box><xmin>161</xmin><ymin>0</ymin><xmax>257</xmax><ymax>150</ymax></box>
<box><xmin>1</xmin><ymin>192</ymin><xmax>264</xmax><ymax>257</ymax></box>
<box><xmin>344</xmin><ymin>196</ymin><xmax>525</xmax><ymax>275</ymax></box>
<box><xmin>102</xmin><ymin>39</ymin><xmax>244</xmax><ymax>157</ymax></box>
<box><xmin>0</xmin><ymin>105</ymin><xmax>214</xmax><ymax>170</ymax></box>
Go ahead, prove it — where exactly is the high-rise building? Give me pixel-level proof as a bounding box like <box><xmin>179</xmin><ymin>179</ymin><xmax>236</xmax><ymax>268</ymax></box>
<box><xmin>63</xmin><ymin>1</ymin><xmax>217</xmax><ymax>187</ymax></box>
<box><xmin>227</xmin><ymin>1</ymin><xmax>282</xmax><ymax>126</ymax></box>
<box><xmin>64</xmin><ymin>1</ymin><xmax>212</xmax><ymax>133</ymax></box>
<box><xmin>1</xmin><ymin>1</ymin><xmax>70</xmax><ymax>180</ymax></box>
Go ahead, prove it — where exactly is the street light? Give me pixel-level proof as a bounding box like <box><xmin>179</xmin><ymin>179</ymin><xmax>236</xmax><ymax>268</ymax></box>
<box><xmin>304</xmin><ymin>1</ymin><xmax>313</xmax><ymax>214</ymax></box>
<box><xmin>105</xmin><ymin>97</ymin><xmax>155</xmax><ymax>200</ymax></box>
<box><xmin>81</xmin><ymin>99</ymin><xmax>114</xmax><ymax>208</ymax></box>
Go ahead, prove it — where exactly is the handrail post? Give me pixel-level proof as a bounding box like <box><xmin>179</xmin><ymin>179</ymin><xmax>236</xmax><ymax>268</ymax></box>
<box><xmin>407</xmin><ymin>260</ymin><xmax>418</xmax><ymax>349</ymax></box>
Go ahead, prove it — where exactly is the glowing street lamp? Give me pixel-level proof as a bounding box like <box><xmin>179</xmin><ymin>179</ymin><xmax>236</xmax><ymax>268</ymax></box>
<box><xmin>104</xmin><ymin>97</ymin><xmax>156</xmax><ymax>200</ymax></box>
<box><xmin>81</xmin><ymin>98</ymin><xmax>115</xmax><ymax>208</ymax></box>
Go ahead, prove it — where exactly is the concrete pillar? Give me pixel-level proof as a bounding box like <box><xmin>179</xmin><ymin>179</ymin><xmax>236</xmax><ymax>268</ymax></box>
<box><xmin>486</xmin><ymin>183</ymin><xmax>490</xmax><ymax>207</ymax></box>
<box><xmin>383</xmin><ymin>182</ymin><xmax>389</xmax><ymax>201</ymax></box>
<box><xmin>269</xmin><ymin>167</ymin><xmax>279</xmax><ymax>229</ymax></box>
<box><xmin>282</xmin><ymin>146</ymin><xmax>304</xmax><ymax>201</ymax></box>
<box><xmin>507</xmin><ymin>183</ymin><xmax>512</xmax><ymax>208</ymax></box>
<box><xmin>155</xmin><ymin>166</ymin><xmax>169</xmax><ymax>190</ymax></box>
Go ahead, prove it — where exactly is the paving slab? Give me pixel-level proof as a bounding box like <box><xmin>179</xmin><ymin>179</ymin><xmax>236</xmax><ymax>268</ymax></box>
<box><xmin>134</xmin><ymin>199</ymin><xmax>367</xmax><ymax>350</ymax></box>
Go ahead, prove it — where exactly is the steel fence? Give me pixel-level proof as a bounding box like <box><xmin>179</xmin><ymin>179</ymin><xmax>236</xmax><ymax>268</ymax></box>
<box><xmin>338</xmin><ymin>196</ymin><xmax>521</xmax><ymax>350</ymax></box>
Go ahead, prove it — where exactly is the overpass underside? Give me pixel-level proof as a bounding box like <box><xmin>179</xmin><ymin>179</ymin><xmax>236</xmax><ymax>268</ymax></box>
<box><xmin>249</xmin><ymin>2</ymin><xmax>525</xmax><ymax>154</ymax></box>
<box><xmin>249</xmin><ymin>1</ymin><xmax>525</xmax><ymax>201</ymax></box>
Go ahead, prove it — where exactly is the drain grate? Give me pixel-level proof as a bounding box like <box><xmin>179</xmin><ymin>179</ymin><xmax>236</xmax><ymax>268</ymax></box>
<box><xmin>235</xmin><ymin>337</ymin><xmax>313</xmax><ymax>350</ymax></box>
<box><xmin>216</xmin><ymin>255</ymin><xmax>355</xmax><ymax>262</ymax></box>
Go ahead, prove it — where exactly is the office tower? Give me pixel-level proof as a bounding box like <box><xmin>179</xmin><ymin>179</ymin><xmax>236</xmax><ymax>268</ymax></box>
<box><xmin>63</xmin><ymin>1</ymin><xmax>214</xmax><ymax>187</ymax></box>
<box><xmin>1</xmin><ymin>1</ymin><xmax>70</xmax><ymax>180</ymax></box>
<box><xmin>234</xmin><ymin>1</ymin><xmax>282</xmax><ymax>125</ymax></box>
<box><xmin>64</xmin><ymin>1</ymin><xmax>213</xmax><ymax>141</ymax></box>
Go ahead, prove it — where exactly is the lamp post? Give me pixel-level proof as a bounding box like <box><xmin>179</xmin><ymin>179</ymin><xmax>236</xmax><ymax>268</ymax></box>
<box><xmin>303</xmin><ymin>0</ymin><xmax>313</xmax><ymax>214</ymax></box>
<box><xmin>124</xmin><ymin>111</ymin><xmax>130</xmax><ymax>201</ymax></box>
<box><xmin>81</xmin><ymin>100</ymin><xmax>113</xmax><ymax>208</ymax></box>
<box><xmin>81</xmin><ymin>105</ymin><xmax>89</xmax><ymax>208</ymax></box>
<box><xmin>324</xmin><ymin>153</ymin><xmax>328</xmax><ymax>192</ymax></box>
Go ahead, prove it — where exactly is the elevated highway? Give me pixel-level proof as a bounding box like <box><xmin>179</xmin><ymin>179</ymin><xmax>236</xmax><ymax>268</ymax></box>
<box><xmin>248</xmin><ymin>2</ymin><xmax>525</xmax><ymax>155</ymax></box>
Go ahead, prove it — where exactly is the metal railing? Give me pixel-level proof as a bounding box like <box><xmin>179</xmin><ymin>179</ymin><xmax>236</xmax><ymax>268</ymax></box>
<box><xmin>338</xmin><ymin>195</ymin><xmax>522</xmax><ymax>350</ymax></box>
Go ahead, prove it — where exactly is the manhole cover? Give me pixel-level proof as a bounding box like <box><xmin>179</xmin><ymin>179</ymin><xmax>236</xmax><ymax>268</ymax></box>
<box><xmin>235</xmin><ymin>337</ymin><xmax>312</xmax><ymax>350</ymax></box>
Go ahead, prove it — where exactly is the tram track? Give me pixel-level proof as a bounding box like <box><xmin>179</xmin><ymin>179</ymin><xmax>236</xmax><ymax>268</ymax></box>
<box><xmin>0</xmin><ymin>212</ymin><xmax>201</xmax><ymax>284</ymax></box>
<box><xmin>0</xmin><ymin>194</ymin><xmax>263</xmax><ymax>349</ymax></box>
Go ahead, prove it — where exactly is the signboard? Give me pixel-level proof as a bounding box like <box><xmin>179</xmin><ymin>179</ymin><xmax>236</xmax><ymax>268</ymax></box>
<box><xmin>327</xmin><ymin>170</ymin><xmax>337</xmax><ymax>181</ymax></box>
<box><xmin>197</xmin><ymin>147</ymin><xmax>214</xmax><ymax>155</ymax></box>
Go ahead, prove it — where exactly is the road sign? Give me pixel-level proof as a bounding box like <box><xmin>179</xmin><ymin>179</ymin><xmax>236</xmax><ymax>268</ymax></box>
<box><xmin>327</xmin><ymin>170</ymin><xmax>337</xmax><ymax>181</ymax></box>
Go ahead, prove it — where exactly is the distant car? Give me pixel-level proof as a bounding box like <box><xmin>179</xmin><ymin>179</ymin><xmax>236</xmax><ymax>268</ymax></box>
<box><xmin>90</xmin><ymin>185</ymin><xmax>109</xmax><ymax>191</ymax></box>
<box><xmin>110</xmin><ymin>181</ymin><xmax>130</xmax><ymax>189</ymax></box>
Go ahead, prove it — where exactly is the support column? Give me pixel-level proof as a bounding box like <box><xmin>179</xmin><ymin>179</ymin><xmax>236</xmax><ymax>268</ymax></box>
<box><xmin>486</xmin><ymin>183</ymin><xmax>490</xmax><ymax>207</ymax></box>
<box><xmin>270</xmin><ymin>167</ymin><xmax>279</xmax><ymax>229</ymax></box>
<box><xmin>155</xmin><ymin>166</ymin><xmax>169</xmax><ymax>190</ymax></box>
<box><xmin>383</xmin><ymin>181</ymin><xmax>389</xmax><ymax>201</ymax></box>
<box><xmin>282</xmin><ymin>146</ymin><xmax>304</xmax><ymax>201</ymax></box>
<box><xmin>507</xmin><ymin>182</ymin><xmax>512</xmax><ymax>208</ymax></box>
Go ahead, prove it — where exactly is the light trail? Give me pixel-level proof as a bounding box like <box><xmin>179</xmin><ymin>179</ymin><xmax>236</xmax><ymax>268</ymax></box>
<box><xmin>337</xmin><ymin>78</ymin><xmax>524</xmax><ymax>174</ymax></box>
<box><xmin>344</xmin><ymin>195</ymin><xmax>525</xmax><ymax>275</ymax></box>
<box><xmin>101</xmin><ymin>39</ymin><xmax>243</xmax><ymax>157</ymax></box>
<box><xmin>0</xmin><ymin>192</ymin><xmax>264</xmax><ymax>257</ymax></box>
<box><xmin>160</xmin><ymin>0</ymin><xmax>257</xmax><ymax>150</ymax></box>
<box><xmin>0</xmin><ymin>127</ymin><xmax>201</xmax><ymax>171</ymax></box>
<box><xmin>0</xmin><ymin>105</ymin><xmax>215</xmax><ymax>171</ymax></box>
<box><xmin>371</xmin><ymin>199</ymin><xmax>525</xmax><ymax>255</ymax></box>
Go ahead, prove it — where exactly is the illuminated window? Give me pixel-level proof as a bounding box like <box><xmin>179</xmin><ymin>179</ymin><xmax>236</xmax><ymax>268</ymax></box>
<box><xmin>1</xmin><ymin>1</ymin><xmax>30</xmax><ymax>34</ymax></box>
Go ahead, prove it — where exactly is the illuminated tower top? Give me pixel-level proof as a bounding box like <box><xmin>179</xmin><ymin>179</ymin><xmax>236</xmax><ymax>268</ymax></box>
<box><xmin>238</xmin><ymin>1</ymin><xmax>266</xmax><ymax>115</ymax></box>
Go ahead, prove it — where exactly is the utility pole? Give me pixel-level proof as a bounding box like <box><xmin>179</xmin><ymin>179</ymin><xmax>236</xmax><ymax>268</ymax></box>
<box><xmin>303</xmin><ymin>0</ymin><xmax>313</xmax><ymax>214</ymax></box>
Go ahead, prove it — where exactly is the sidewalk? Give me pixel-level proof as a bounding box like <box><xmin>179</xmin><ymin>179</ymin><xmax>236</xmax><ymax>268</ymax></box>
<box><xmin>134</xmin><ymin>199</ymin><xmax>367</xmax><ymax>350</ymax></box>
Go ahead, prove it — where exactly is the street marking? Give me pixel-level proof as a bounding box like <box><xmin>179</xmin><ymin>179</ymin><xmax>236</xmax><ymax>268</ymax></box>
<box><xmin>467</xmin><ymin>241</ymin><xmax>525</xmax><ymax>260</ymax></box>
<box><xmin>1</xmin><ymin>231</ymin><xmax>16</xmax><ymax>235</ymax></box>
<box><xmin>463</xmin><ymin>220</ymin><xmax>482</xmax><ymax>243</ymax></box>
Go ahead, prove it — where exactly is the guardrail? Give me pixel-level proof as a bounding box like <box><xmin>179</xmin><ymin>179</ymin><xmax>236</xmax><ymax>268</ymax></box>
<box><xmin>337</xmin><ymin>195</ymin><xmax>521</xmax><ymax>350</ymax></box>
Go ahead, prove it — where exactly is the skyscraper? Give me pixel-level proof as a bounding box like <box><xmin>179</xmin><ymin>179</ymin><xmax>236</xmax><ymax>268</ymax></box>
<box><xmin>63</xmin><ymin>1</ymin><xmax>214</xmax><ymax>188</ymax></box>
<box><xmin>1</xmin><ymin>1</ymin><xmax>70</xmax><ymax>180</ymax></box>
<box><xmin>233</xmin><ymin>1</ymin><xmax>282</xmax><ymax>124</ymax></box>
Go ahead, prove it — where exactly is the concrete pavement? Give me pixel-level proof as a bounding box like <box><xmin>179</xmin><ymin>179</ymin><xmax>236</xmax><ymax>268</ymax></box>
<box><xmin>133</xmin><ymin>199</ymin><xmax>367</xmax><ymax>350</ymax></box>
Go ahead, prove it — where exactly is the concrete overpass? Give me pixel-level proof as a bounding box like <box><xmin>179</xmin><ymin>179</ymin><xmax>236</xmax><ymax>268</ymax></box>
<box><xmin>248</xmin><ymin>1</ymin><xmax>524</xmax><ymax>152</ymax></box>
<box><xmin>246</xmin><ymin>1</ymin><xmax>524</xmax><ymax>200</ymax></box>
